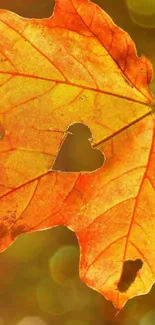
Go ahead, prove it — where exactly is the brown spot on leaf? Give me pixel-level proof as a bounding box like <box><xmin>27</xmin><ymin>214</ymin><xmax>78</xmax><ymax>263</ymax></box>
<box><xmin>0</xmin><ymin>124</ymin><xmax>5</xmax><ymax>140</ymax></box>
<box><xmin>11</xmin><ymin>224</ymin><xmax>27</xmax><ymax>239</ymax></box>
<box><xmin>0</xmin><ymin>223</ymin><xmax>8</xmax><ymax>238</ymax></box>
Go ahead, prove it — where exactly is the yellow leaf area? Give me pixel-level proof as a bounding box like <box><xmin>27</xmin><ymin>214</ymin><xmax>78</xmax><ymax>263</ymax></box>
<box><xmin>0</xmin><ymin>0</ymin><xmax>155</xmax><ymax>310</ymax></box>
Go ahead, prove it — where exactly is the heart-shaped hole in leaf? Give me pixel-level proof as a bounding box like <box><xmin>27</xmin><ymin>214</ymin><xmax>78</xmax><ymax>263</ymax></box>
<box><xmin>117</xmin><ymin>259</ymin><xmax>143</xmax><ymax>293</ymax></box>
<box><xmin>52</xmin><ymin>122</ymin><xmax>105</xmax><ymax>172</ymax></box>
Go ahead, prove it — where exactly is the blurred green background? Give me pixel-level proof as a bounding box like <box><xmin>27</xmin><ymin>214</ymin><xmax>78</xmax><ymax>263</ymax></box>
<box><xmin>0</xmin><ymin>1</ymin><xmax>155</xmax><ymax>325</ymax></box>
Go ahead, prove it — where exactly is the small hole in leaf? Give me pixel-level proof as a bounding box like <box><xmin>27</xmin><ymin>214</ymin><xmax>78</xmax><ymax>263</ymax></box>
<box><xmin>52</xmin><ymin>122</ymin><xmax>105</xmax><ymax>173</ymax></box>
<box><xmin>117</xmin><ymin>259</ymin><xmax>143</xmax><ymax>293</ymax></box>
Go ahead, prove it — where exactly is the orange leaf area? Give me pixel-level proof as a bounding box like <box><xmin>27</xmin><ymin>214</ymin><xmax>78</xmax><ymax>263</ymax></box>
<box><xmin>0</xmin><ymin>0</ymin><xmax>155</xmax><ymax>310</ymax></box>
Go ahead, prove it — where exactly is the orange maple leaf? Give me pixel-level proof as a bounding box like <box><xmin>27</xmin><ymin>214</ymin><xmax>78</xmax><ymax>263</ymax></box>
<box><xmin>0</xmin><ymin>0</ymin><xmax>155</xmax><ymax>310</ymax></box>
